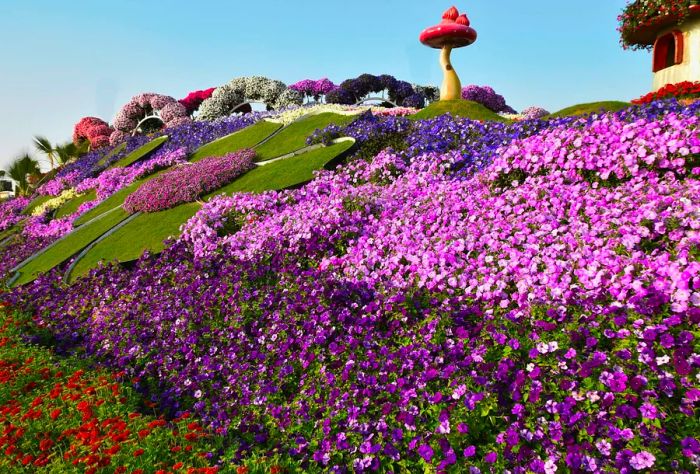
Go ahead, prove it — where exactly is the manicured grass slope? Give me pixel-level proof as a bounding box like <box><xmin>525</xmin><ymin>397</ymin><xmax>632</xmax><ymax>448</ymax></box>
<box><xmin>109</xmin><ymin>136</ymin><xmax>168</xmax><ymax>168</ymax></box>
<box><xmin>69</xmin><ymin>140</ymin><xmax>355</xmax><ymax>280</ymax></box>
<box><xmin>95</xmin><ymin>142</ymin><xmax>126</xmax><ymax>167</ymax></box>
<box><xmin>12</xmin><ymin>208</ymin><xmax>129</xmax><ymax>286</ymax></box>
<box><xmin>54</xmin><ymin>189</ymin><xmax>97</xmax><ymax>219</ymax></box>
<box><xmin>69</xmin><ymin>204</ymin><xmax>201</xmax><ymax>280</ymax></box>
<box><xmin>189</xmin><ymin>121</ymin><xmax>281</xmax><ymax>162</ymax></box>
<box><xmin>216</xmin><ymin>140</ymin><xmax>354</xmax><ymax>195</ymax></box>
<box><xmin>73</xmin><ymin>180</ymin><xmax>142</xmax><ymax>226</ymax></box>
<box><xmin>548</xmin><ymin>101</ymin><xmax>630</xmax><ymax>117</ymax></box>
<box><xmin>253</xmin><ymin>113</ymin><xmax>356</xmax><ymax>161</ymax></box>
<box><xmin>21</xmin><ymin>195</ymin><xmax>52</xmax><ymax>216</ymax></box>
<box><xmin>410</xmin><ymin>100</ymin><xmax>507</xmax><ymax>122</ymax></box>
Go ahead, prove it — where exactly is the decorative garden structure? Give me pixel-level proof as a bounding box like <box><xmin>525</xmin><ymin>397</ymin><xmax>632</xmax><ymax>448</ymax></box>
<box><xmin>620</xmin><ymin>2</ymin><xmax>700</xmax><ymax>91</ymax></box>
<box><xmin>420</xmin><ymin>6</ymin><xmax>477</xmax><ymax>101</ymax></box>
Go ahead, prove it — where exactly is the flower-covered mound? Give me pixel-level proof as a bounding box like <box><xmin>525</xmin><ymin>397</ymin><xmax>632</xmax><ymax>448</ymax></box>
<box><xmin>461</xmin><ymin>84</ymin><xmax>516</xmax><ymax>114</ymax></box>
<box><xmin>0</xmin><ymin>197</ymin><xmax>29</xmax><ymax>233</ymax></box>
<box><xmin>122</xmin><ymin>149</ymin><xmax>256</xmax><ymax>213</ymax></box>
<box><xmin>3</xmin><ymin>100</ymin><xmax>700</xmax><ymax>472</ymax></box>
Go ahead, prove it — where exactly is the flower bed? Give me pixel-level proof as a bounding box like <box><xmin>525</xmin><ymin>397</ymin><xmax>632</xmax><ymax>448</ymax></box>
<box><xmin>0</xmin><ymin>308</ymin><xmax>221</xmax><ymax>473</ymax></box>
<box><xmin>618</xmin><ymin>0</ymin><xmax>700</xmax><ymax>49</ymax></box>
<box><xmin>632</xmin><ymin>81</ymin><xmax>700</xmax><ymax>104</ymax></box>
<box><xmin>122</xmin><ymin>149</ymin><xmax>255</xmax><ymax>213</ymax></box>
<box><xmin>3</xmin><ymin>102</ymin><xmax>699</xmax><ymax>472</ymax></box>
<box><xmin>73</xmin><ymin>117</ymin><xmax>114</xmax><ymax>149</ymax></box>
<box><xmin>0</xmin><ymin>197</ymin><xmax>29</xmax><ymax>232</ymax></box>
<box><xmin>461</xmin><ymin>85</ymin><xmax>516</xmax><ymax>113</ymax></box>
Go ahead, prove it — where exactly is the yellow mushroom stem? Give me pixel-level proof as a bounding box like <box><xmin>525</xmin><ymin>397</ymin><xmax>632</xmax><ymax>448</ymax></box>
<box><xmin>439</xmin><ymin>46</ymin><xmax>462</xmax><ymax>101</ymax></box>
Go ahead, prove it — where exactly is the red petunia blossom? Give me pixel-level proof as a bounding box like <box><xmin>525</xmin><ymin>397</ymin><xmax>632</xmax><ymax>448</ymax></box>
<box><xmin>133</xmin><ymin>448</ymin><xmax>144</xmax><ymax>457</ymax></box>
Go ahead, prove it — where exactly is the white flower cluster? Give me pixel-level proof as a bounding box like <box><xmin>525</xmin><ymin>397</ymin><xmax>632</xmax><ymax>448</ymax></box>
<box><xmin>268</xmin><ymin>104</ymin><xmax>368</xmax><ymax>126</ymax></box>
<box><xmin>197</xmin><ymin>76</ymin><xmax>304</xmax><ymax>121</ymax></box>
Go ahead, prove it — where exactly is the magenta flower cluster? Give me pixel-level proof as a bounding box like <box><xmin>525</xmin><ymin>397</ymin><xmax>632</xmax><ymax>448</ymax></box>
<box><xmin>76</xmin><ymin>148</ymin><xmax>188</xmax><ymax>200</ymax></box>
<box><xmin>36</xmin><ymin>170</ymin><xmax>82</xmax><ymax>196</ymax></box>
<box><xmin>289</xmin><ymin>78</ymin><xmax>337</xmax><ymax>101</ymax></box>
<box><xmin>123</xmin><ymin>149</ymin><xmax>255</xmax><ymax>213</ymax></box>
<box><xmin>462</xmin><ymin>84</ymin><xmax>516</xmax><ymax>113</ymax></box>
<box><xmin>0</xmin><ymin>197</ymin><xmax>29</xmax><ymax>232</ymax></box>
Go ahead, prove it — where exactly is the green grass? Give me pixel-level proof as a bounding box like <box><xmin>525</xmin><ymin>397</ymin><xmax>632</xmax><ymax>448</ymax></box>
<box><xmin>189</xmin><ymin>121</ymin><xmax>282</xmax><ymax>162</ymax></box>
<box><xmin>72</xmin><ymin>180</ymin><xmax>142</xmax><ymax>226</ymax></box>
<box><xmin>410</xmin><ymin>100</ymin><xmax>507</xmax><ymax>122</ymax></box>
<box><xmin>68</xmin><ymin>204</ymin><xmax>201</xmax><ymax>281</ymax></box>
<box><xmin>95</xmin><ymin>142</ymin><xmax>126</xmax><ymax>167</ymax></box>
<box><xmin>11</xmin><ymin>208</ymin><xmax>129</xmax><ymax>287</ymax></box>
<box><xmin>253</xmin><ymin>113</ymin><xmax>356</xmax><ymax>161</ymax></box>
<box><xmin>54</xmin><ymin>189</ymin><xmax>97</xmax><ymax>219</ymax></box>
<box><xmin>0</xmin><ymin>225</ymin><xmax>20</xmax><ymax>244</ymax></box>
<box><xmin>21</xmin><ymin>195</ymin><xmax>52</xmax><ymax>216</ymax></box>
<box><xmin>68</xmin><ymin>140</ymin><xmax>355</xmax><ymax>281</ymax></box>
<box><xmin>548</xmin><ymin>101</ymin><xmax>631</xmax><ymax>118</ymax></box>
<box><xmin>109</xmin><ymin>136</ymin><xmax>168</xmax><ymax>168</ymax></box>
<box><xmin>213</xmin><ymin>140</ymin><xmax>354</xmax><ymax>196</ymax></box>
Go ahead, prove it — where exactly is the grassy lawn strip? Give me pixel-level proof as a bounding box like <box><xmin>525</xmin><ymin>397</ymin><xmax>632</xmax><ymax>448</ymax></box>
<box><xmin>253</xmin><ymin>113</ymin><xmax>356</xmax><ymax>161</ymax></box>
<box><xmin>12</xmin><ymin>208</ymin><xmax>129</xmax><ymax>286</ymax></box>
<box><xmin>109</xmin><ymin>136</ymin><xmax>169</xmax><ymax>169</ymax></box>
<box><xmin>0</xmin><ymin>307</ymin><xmax>221</xmax><ymax>472</ymax></box>
<box><xmin>69</xmin><ymin>204</ymin><xmax>201</xmax><ymax>280</ymax></box>
<box><xmin>410</xmin><ymin>100</ymin><xmax>507</xmax><ymax>122</ymax></box>
<box><xmin>0</xmin><ymin>226</ymin><xmax>20</xmax><ymax>243</ymax></box>
<box><xmin>189</xmin><ymin>121</ymin><xmax>281</xmax><ymax>162</ymax></box>
<box><xmin>214</xmin><ymin>140</ymin><xmax>354</xmax><ymax>195</ymax></box>
<box><xmin>21</xmin><ymin>195</ymin><xmax>52</xmax><ymax>216</ymax></box>
<box><xmin>54</xmin><ymin>189</ymin><xmax>97</xmax><ymax>219</ymax></box>
<box><xmin>548</xmin><ymin>101</ymin><xmax>630</xmax><ymax>118</ymax></box>
<box><xmin>95</xmin><ymin>142</ymin><xmax>126</xmax><ymax>167</ymax></box>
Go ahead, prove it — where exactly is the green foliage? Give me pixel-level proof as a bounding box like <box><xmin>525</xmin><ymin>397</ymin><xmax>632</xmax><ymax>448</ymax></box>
<box><xmin>54</xmin><ymin>189</ymin><xmax>97</xmax><ymax>219</ymax></box>
<box><xmin>109</xmin><ymin>136</ymin><xmax>169</xmax><ymax>169</ymax></box>
<box><xmin>68</xmin><ymin>203</ymin><xmax>202</xmax><ymax>281</ymax></box>
<box><xmin>548</xmin><ymin>101</ymin><xmax>631</xmax><ymax>118</ymax></box>
<box><xmin>410</xmin><ymin>100</ymin><xmax>508</xmax><ymax>122</ymax></box>
<box><xmin>12</xmin><ymin>208</ymin><xmax>130</xmax><ymax>286</ymax></box>
<box><xmin>253</xmin><ymin>113</ymin><xmax>356</xmax><ymax>161</ymax></box>
<box><xmin>189</xmin><ymin>121</ymin><xmax>282</xmax><ymax>162</ymax></box>
<box><xmin>7</xmin><ymin>154</ymin><xmax>40</xmax><ymax>197</ymax></box>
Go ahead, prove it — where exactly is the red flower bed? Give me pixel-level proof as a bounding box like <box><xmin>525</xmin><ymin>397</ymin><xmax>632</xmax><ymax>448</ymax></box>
<box><xmin>179</xmin><ymin>88</ymin><xmax>216</xmax><ymax>115</ymax></box>
<box><xmin>0</xmin><ymin>307</ymin><xmax>220</xmax><ymax>473</ymax></box>
<box><xmin>73</xmin><ymin>117</ymin><xmax>114</xmax><ymax>149</ymax></box>
<box><xmin>632</xmin><ymin>81</ymin><xmax>700</xmax><ymax>104</ymax></box>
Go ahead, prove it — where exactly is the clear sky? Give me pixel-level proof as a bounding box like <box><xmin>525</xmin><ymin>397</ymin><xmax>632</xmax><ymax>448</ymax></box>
<box><xmin>0</xmin><ymin>0</ymin><xmax>649</xmax><ymax>171</ymax></box>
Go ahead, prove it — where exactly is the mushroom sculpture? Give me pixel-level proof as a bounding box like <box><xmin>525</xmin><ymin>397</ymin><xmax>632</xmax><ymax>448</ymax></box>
<box><xmin>420</xmin><ymin>6</ymin><xmax>477</xmax><ymax>101</ymax></box>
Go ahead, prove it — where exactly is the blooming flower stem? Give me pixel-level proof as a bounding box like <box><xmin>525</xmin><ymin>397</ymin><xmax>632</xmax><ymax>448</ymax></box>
<box><xmin>439</xmin><ymin>46</ymin><xmax>461</xmax><ymax>101</ymax></box>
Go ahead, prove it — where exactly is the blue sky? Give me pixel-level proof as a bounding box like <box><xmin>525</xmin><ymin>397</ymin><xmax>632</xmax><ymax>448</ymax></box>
<box><xmin>0</xmin><ymin>0</ymin><xmax>649</xmax><ymax>171</ymax></box>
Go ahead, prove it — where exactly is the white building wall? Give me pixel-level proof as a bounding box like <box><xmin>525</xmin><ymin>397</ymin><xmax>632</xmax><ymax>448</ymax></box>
<box><xmin>653</xmin><ymin>17</ymin><xmax>700</xmax><ymax>91</ymax></box>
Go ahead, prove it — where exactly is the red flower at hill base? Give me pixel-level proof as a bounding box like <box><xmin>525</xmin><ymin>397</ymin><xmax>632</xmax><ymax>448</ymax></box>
<box><xmin>632</xmin><ymin>81</ymin><xmax>700</xmax><ymax>104</ymax></box>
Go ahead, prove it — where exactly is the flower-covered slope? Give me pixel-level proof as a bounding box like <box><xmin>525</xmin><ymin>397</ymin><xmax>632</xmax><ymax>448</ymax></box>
<box><xmin>2</xmin><ymin>100</ymin><xmax>699</xmax><ymax>472</ymax></box>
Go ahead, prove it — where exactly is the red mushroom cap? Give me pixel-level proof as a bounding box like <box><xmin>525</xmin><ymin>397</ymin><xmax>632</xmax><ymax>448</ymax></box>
<box><xmin>420</xmin><ymin>22</ymin><xmax>477</xmax><ymax>49</ymax></box>
<box><xmin>456</xmin><ymin>14</ymin><xmax>470</xmax><ymax>26</ymax></box>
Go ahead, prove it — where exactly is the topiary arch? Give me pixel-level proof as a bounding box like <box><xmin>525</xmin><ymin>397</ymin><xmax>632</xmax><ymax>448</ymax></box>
<box><xmin>110</xmin><ymin>93</ymin><xmax>191</xmax><ymax>145</ymax></box>
<box><xmin>196</xmin><ymin>76</ymin><xmax>303</xmax><ymax>121</ymax></box>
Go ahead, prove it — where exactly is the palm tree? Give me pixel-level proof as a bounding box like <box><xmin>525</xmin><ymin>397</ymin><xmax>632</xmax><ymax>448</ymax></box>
<box><xmin>54</xmin><ymin>141</ymin><xmax>88</xmax><ymax>166</ymax></box>
<box><xmin>7</xmin><ymin>154</ymin><xmax>40</xmax><ymax>196</ymax></box>
<box><xmin>33</xmin><ymin>136</ymin><xmax>57</xmax><ymax>170</ymax></box>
